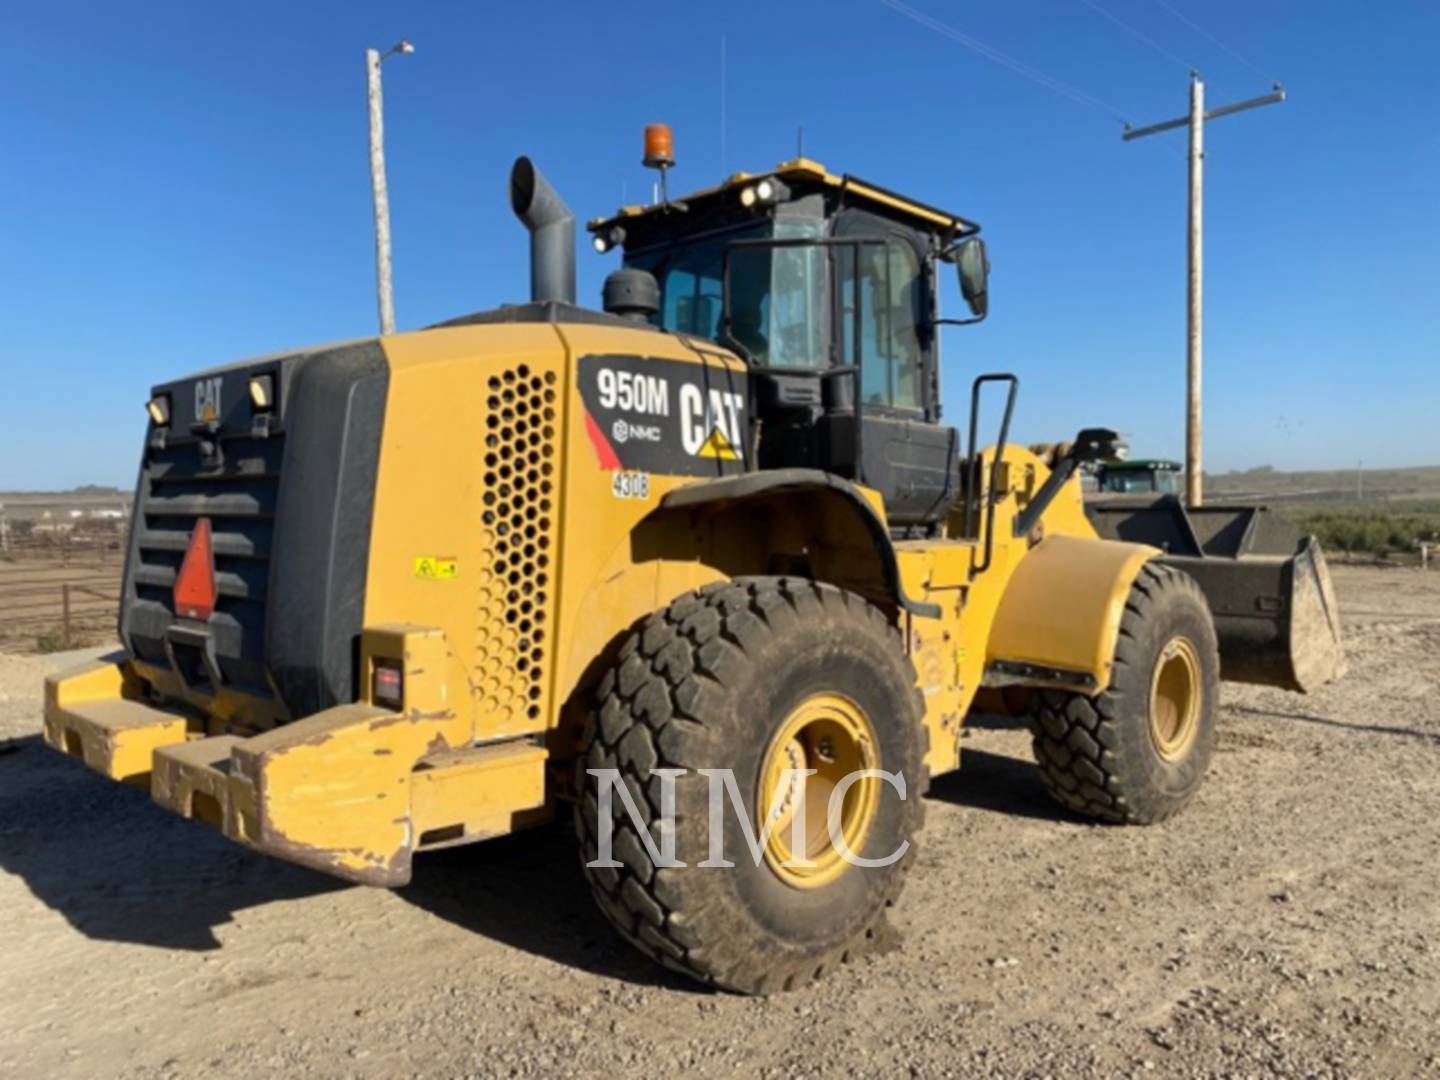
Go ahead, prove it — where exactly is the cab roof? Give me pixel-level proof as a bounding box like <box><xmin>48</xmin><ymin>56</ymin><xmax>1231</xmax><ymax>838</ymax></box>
<box><xmin>1106</xmin><ymin>459</ymin><xmax>1183</xmax><ymax>472</ymax></box>
<box><xmin>586</xmin><ymin>157</ymin><xmax>979</xmax><ymax>240</ymax></box>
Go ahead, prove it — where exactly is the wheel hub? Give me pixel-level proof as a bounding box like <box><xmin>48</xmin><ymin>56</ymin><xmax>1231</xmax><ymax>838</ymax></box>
<box><xmin>758</xmin><ymin>693</ymin><xmax>879</xmax><ymax>889</ymax></box>
<box><xmin>1150</xmin><ymin>636</ymin><xmax>1201</xmax><ymax>761</ymax></box>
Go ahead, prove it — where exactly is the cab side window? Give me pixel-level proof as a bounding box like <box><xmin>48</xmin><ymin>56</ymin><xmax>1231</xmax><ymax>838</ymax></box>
<box><xmin>838</xmin><ymin>229</ymin><xmax>925</xmax><ymax>411</ymax></box>
<box><xmin>660</xmin><ymin>266</ymin><xmax>722</xmax><ymax>340</ymax></box>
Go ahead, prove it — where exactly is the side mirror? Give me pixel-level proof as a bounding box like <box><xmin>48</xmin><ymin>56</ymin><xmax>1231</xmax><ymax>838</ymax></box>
<box><xmin>956</xmin><ymin>238</ymin><xmax>989</xmax><ymax>318</ymax></box>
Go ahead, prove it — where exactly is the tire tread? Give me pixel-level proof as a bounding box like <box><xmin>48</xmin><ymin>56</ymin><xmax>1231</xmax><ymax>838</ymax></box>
<box><xmin>575</xmin><ymin>576</ymin><xmax>928</xmax><ymax>993</ymax></box>
<box><xmin>1027</xmin><ymin>563</ymin><xmax>1212</xmax><ymax>825</ymax></box>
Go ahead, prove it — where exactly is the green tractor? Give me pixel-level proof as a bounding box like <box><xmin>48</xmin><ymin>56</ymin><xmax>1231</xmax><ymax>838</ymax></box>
<box><xmin>1092</xmin><ymin>458</ymin><xmax>1184</xmax><ymax>497</ymax></box>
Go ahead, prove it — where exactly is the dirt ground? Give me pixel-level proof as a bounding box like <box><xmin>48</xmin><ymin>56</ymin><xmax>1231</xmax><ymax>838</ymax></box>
<box><xmin>1</xmin><ymin>564</ymin><xmax>1436</xmax><ymax>1078</ymax></box>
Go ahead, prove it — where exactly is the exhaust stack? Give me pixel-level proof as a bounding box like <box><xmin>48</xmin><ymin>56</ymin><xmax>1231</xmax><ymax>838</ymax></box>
<box><xmin>509</xmin><ymin>157</ymin><xmax>576</xmax><ymax>306</ymax></box>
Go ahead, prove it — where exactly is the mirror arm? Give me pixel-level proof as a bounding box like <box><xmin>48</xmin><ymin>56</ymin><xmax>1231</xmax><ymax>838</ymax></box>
<box><xmin>932</xmin><ymin>315</ymin><xmax>987</xmax><ymax>327</ymax></box>
<box><xmin>937</xmin><ymin>228</ymin><xmax>982</xmax><ymax>261</ymax></box>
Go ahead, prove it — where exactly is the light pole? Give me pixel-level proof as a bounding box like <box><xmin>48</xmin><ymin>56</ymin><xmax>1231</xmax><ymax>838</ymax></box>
<box><xmin>367</xmin><ymin>39</ymin><xmax>415</xmax><ymax>336</ymax></box>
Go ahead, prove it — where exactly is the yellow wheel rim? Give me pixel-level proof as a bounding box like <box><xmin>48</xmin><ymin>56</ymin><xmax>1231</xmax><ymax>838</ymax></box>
<box><xmin>758</xmin><ymin>693</ymin><xmax>880</xmax><ymax>890</ymax></box>
<box><xmin>1150</xmin><ymin>636</ymin><xmax>1201</xmax><ymax>761</ymax></box>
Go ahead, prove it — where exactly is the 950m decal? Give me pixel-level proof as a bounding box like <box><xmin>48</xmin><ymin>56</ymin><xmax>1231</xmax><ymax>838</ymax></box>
<box><xmin>578</xmin><ymin>354</ymin><xmax>747</xmax><ymax>477</ymax></box>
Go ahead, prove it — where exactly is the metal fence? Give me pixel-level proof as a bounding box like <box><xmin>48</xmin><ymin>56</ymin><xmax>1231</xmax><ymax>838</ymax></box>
<box><xmin>0</xmin><ymin>528</ymin><xmax>126</xmax><ymax>653</ymax></box>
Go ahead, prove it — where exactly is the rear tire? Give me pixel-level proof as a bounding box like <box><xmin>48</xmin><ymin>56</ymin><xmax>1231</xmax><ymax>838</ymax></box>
<box><xmin>575</xmin><ymin>577</ymin><xmax>927</xmax><ymax>994</ymax></box>
<box><xmin>1028</xmin><ymin>562</ymin><xmax>1219</xmax><ymax>824</ymax></box>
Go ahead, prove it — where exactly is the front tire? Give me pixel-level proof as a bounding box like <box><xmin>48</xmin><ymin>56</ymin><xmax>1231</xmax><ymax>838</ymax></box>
<box><xmin>1028</xmin><ymin>562</ymin><xmax>1219</xmax><ymax>824</ymax></box>
<box><xmin>575</xmin><ymin>577</ymin><xmax>927</xmax><ymax>994</ymax></box>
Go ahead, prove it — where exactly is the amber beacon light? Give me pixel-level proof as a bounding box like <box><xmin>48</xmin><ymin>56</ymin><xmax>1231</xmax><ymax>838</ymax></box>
<box><xmin>642</xmin><ymin>123</ymin><xmax>674</xmax><ymax>168</ymax></box>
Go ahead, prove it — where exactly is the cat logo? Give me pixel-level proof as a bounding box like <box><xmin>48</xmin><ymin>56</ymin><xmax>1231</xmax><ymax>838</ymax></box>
<box><xmin>194</xmin><ymin>377</ymin><xmax>223</xmax><ymax>424</ymax></box>
<box><xmin>680</xmin><ymin>385</ymin><xmax>744</xmax><ymax>462</ymax></box>
<box><xmin>696</xmin><ymin>426</ymin><xmax>740</xmax><ymax>461</ymax></box>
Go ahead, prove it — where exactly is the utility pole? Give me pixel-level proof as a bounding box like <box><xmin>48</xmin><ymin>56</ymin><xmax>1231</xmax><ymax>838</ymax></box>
<box><xmin>1124</xmin><ymin>75</ymin><xmax>1285</xmax><ymax>508</ymax></box>
<box><xmin>366</xmin><ymin>40</ymin><xmax>415</xmax><ymax>336</ymax></box>
<box><xmin>1185</xmin><ymin>77</ymin><xmax>1203</xmax><ymax>509</ymax></box>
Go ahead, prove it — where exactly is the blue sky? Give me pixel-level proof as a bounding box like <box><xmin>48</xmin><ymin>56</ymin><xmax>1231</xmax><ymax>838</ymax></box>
<box><xmin>3</xmin><ymin>0</ymin><xmax>1436</xmax><ymax>489</ymax></box>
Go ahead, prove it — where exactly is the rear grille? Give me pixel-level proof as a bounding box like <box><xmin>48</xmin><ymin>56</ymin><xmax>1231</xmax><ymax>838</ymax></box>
<box><xmin>476</xmin><ymin>364</ymin><xmax>559</xmax><ymax>730</ymax></box>
<box><xmin>125</xmin><ymin>433</ymin><xmax>284</xmax><ymax>694</ymax></box>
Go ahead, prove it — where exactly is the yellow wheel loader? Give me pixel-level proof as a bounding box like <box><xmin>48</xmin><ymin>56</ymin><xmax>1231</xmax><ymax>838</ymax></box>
<box><xmin>43</xmin><ymin>134</ymin><xmax>1345</xmax><ymax>994</ymax></box>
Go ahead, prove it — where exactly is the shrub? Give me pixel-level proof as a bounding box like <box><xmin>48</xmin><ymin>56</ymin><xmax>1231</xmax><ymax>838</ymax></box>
<box><xmin>34</xmin><ymin>628</ymin><xmax>70</xmax><ymax>653</ymax></box>
<box><xmin>1291</xmin><ymin>507</ymin><xmax>1440</xmax><ymax>555</ymax></box>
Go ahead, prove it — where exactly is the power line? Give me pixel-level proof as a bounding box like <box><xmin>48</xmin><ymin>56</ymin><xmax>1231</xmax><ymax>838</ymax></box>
<box><xmin>1150</xmin><ymin>0</ymin><xmax>1276</xmax><ymax>83</ymax></box>
<box><xmin>1075</xmin><ymin>0</ymin><xmax>1195</xmax><ymax>72</ymax></box>
<box><xmin>879</xmin><ymin>0</ymin><xmax>1133</xmax><ymax>123</ymax></box>
<box><xmin>720</xmin><ymin>34</ymin><xmax>727</xmax><ymax>175</ymax></box>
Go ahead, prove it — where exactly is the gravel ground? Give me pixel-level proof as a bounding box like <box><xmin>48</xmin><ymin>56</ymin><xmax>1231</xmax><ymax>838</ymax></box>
<box><xmin>1</xmin><ymin>564</ymin><xmax>1437</xmax><ymax>1078</ymax></box>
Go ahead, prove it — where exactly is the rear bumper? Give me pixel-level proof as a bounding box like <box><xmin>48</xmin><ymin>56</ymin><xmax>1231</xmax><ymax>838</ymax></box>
<box><xmin>44</xmin><ymin>643</ymin><xmax>548</xmax><ymax>886</ymax></box>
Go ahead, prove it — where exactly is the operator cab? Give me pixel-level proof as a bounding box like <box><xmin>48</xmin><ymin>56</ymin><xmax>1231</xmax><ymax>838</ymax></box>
<box><xmin>589</xmin><ymin>155</ymin><xmax>989</xmax><ymax>535</ymax></box>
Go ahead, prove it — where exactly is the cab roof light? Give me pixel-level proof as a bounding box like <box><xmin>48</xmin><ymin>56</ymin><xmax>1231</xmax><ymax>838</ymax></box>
<box><xmin>756</xmin><ymin>177</ymin><xmax>790</xmax><ymax>203</ymax></box>
<box><xmin>739</xmin><ymin>177</ymin><xmax>791</xmax><ymax>209</ymax></box>
<box><xmin>146</xmin><ymin>394</ymin><xmax>171</xmax><ymax>426</ymax></box>
<box><xmin>592</xmin><ymin>225</ymin><xmax>626</xmax><ymax>254</ymax></box>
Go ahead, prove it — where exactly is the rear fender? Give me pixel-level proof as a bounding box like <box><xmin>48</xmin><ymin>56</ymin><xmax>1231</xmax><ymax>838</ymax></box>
<box><xmin>656</xmin><ymin>469</ymin><xmax>941</xmax><ymax>618</ymax></box>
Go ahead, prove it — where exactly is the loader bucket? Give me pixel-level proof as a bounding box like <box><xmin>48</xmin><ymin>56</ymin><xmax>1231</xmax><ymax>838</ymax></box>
<box><xmin>1086</xmin><ymin>498</ymin><xmax>1346</xmax><ymax>693</ymax></box>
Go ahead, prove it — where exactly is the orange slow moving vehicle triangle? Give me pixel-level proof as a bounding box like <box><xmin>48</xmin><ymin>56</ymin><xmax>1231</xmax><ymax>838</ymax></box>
<box><xmin>173</xmin><ymin>517</ymin><xmax>217</xmax><ymax>621</ymax></box>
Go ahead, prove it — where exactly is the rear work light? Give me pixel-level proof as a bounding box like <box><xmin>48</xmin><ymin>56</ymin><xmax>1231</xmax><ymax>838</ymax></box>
<box><xmin>146</xmin><ymin>394</ymin><xmax>171</xmax><ymax>426</ymax></box>
<box><xmin>373</xmin><ymin>662</ymin><xmax>403</xmax><ymax>709</ymax></box>
<box><xmin>248</xmin><ymin>374</ymin><xmax>276</xmax><ymax>411</ymax></box>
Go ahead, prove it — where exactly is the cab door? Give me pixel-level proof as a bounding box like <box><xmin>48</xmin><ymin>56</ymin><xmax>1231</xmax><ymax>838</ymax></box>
<box><xmin>829</xmin><ymin>211</ymin><xmax>959</xmax><ymax>532</ymax></box>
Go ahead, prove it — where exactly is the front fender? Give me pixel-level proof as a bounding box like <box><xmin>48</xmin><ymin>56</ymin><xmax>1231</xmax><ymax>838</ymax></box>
<box><xmin>986</xmin><ymin>534</ymin><xmax>1158</xmax><ymax>692</ymax></box>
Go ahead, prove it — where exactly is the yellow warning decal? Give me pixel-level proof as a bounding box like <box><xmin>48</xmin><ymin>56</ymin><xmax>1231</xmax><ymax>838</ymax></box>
<box><xmin>696</xmin><ymin>426</ymin><xmax>740</xmax><ymax>461</ymax></box>
<box><xmin>413</xmin><ymin>556</ymin><xmax>458</xmax><ymax>580</ymax></box>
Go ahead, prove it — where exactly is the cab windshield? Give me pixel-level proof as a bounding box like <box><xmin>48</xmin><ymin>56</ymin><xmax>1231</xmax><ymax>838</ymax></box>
<box><xmin>625</xmin><ymin>220</ymin><xmax>827</xmax><ymax>369</ymax></box>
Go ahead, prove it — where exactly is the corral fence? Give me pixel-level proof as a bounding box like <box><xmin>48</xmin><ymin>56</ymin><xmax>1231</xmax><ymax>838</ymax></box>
<box><xmin>0</xmin><ymin>523</ymin><xmax>126</xmax><ymax>654</ymax></box>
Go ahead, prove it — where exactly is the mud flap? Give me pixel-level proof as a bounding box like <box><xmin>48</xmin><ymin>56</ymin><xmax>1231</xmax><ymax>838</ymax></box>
<box><xmin>1087</xmin><ymin>498</ymin><xmax>1346</xmax><ymax>693</ymax></box>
